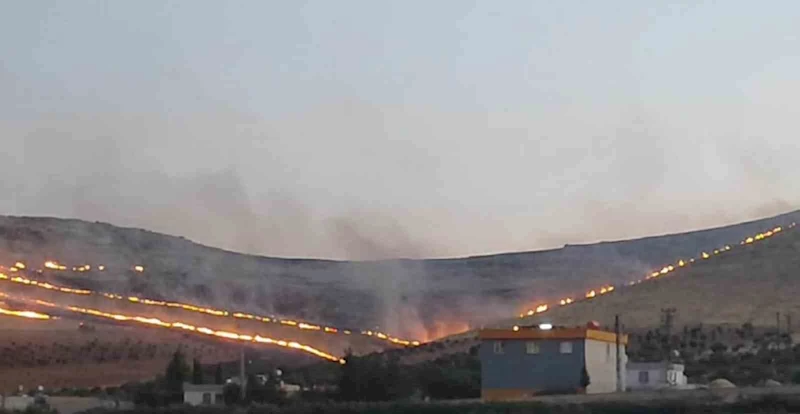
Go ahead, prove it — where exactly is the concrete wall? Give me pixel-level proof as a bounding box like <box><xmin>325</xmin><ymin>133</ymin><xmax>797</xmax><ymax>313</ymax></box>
<box><xmin>46</xmin><ymin>397</ymin><xmax>127</xmax><ymax>414</ymax></box>
<box><xmin>584</xmin><ymin>339</ymin><xmax>626</xmax><ymax>394</ymax></box>
<box><xmin>480</xmin><ymin>338</ymin><xmax>585</xmax><ymax>399</ymax></box>
<box><xmin>1</xmin><ymin>395</ymin><xmax>34</xmax><ymax>411</ymax></box>
<box><xmin>1</xmin><ymin>396</ymin><xmax>127</xmax><ymax>414</ymax></box>
<box><xmin>627</xmin><ymin>366</ymin><xmax>687</xmax><ymax>390</ymax></box>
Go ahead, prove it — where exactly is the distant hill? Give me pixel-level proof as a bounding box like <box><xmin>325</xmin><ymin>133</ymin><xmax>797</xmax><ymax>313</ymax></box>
<box><xmin>492</xmin><ymin>221</ymin><xmax>800</xmax><ymax>331</ymax></box>
<box><xmin>1</xmin><ymin>210</ymin><xmax>798</xmax><ymax>341</ymax></box>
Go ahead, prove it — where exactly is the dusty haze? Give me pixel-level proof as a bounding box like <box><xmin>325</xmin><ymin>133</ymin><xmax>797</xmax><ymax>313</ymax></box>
<box><xmin>1</xmin><ymin>2</ymin><xmax>799</xmax><ymax>260</ymax></box>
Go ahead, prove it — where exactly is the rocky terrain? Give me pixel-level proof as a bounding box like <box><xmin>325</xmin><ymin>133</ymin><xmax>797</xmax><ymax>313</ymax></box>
<box><xmin>1</xmin><ymin>210</ymin><xmax>799</xmax><ymax>341</ymax></box>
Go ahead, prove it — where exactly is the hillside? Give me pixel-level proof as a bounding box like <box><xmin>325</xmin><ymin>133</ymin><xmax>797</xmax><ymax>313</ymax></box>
<box><xmin>0</xmin><ymin>316</ymin><xmax>242</xmax><ymax>393</ymax></box>
<box><xmin>1</xmin><ymin>210</ymin><xmax>799</xmax><ymax>341</ymax></box>
<box><xmin>495</xmin><ymin>221</ymin><xmax>800</xmax><ymax>331</ymax></box>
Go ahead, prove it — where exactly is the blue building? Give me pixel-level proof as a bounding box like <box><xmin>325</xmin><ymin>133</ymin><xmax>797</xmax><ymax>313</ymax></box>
<box><xmin>479</xmin><ymin>325</ymin><xmax>627</xmax><ymax>400</ymax></box>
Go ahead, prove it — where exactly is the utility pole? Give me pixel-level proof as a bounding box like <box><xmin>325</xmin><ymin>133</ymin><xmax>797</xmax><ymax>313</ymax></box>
<box><xmin>660</xmin><ymin>308</ymin><xmax>676</xmax><ymax>335</ymax></box>
<box><xmin>615</xmin><ymin>314</ymin><xmax>622</xmax><ymax>392</ymax></box>
<box><xmin>787</xmin><ymin>313</ymin><xmax>792</xmax><ymax>335</ymax></box>
<box><xmin>239</xmin><ymin>346</ymin><xmax>247</xmax><ymax>401</ymax></box>
<box><xmin>660</xmin><ymin>308</ymin><xmax>676</xmax><ymax>360</ymax></box>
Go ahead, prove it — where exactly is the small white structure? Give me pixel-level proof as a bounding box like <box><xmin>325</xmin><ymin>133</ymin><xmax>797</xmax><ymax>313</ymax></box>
<box><xmin>1</xmin><ymin>395</ymin><xmax>36</xmax><ymax>411</ymax></box>
<box><xmin>280</xmin><ymin>381</ymin><xmax>301</xmax><ymax>396</ymax></box>
<box><xmin>626</xmin><ymin>362</ymin><xmax>687</xmax><ymax>390</ymax></box>
<box><xmin>183</xmin><ymin>383</ymin><xmax>224</xmax><ymax>406</ymax></box>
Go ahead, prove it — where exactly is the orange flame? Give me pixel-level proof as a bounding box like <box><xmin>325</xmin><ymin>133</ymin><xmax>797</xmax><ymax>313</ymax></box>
<box><xmin>44</xmin><ymin>261</ymin><xmax>67</xmax><ymax>271</ymax></box>
<box><xmin>513</xmin><ymin>222</ymin><xmax>794</xmax><ymax>324</ymax></box>
<box><xmin>11</xmin><ymin>299</ymin><xmax>343</xmax><ymax>363</ymax></box>
<box><xmin>0</xmin><ymin>306</ymin><xmax>51</xmax><ymax>320</ymax></box>
<box><xmin>0</xmin><ymin>268</ymin><xmax>419</xmax><ymax>347</ymax></box>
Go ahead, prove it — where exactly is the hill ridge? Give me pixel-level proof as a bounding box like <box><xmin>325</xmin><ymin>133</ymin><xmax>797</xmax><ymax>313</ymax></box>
<box><xmin>6</xmin><ymin>208</ymin><xmax>800</xmax><ymax>262</ymax></box>
<box><xmin>1</xmin><ymin>209</ymin><xmax>799</xmax><ymax>340</ymax></box>
<box><xmin>498</xmin><ymin>221</ymin><xmax>800</xmax><ymax>331</ymax></box>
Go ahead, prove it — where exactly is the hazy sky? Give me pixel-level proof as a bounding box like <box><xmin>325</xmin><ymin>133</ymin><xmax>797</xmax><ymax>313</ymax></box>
<box><xmin>1</xmin><ymin>1</ymin><xmax>799</xmax><ymax>260</ymax></box>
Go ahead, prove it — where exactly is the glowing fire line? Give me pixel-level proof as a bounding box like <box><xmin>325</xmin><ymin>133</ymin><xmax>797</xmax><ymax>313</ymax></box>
<box><xmin>9</xmin><ymin>296</ymin><xmax>343</xmax><ymax>363</ymax></box>
<box><xmin>0</xmin><ymin>270</ymin><xmax>419</xmax><ymax>347</ymax></box>
<box><xmin>518</xmin><ymin>225</ymin><xmax>790</xmax><ymax>320</ymax></box>
<box><xmin>0</xmin><ymin>305</ymin><xmax>51</xmax><ymax>320</ymax></box>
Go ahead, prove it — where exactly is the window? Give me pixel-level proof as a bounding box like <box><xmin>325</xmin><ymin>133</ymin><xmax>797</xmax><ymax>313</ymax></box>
<box><xmin>525</xmin><ymin>341</ymin><xmax>540</xmax><ymax>354</ymax></box>
<box><xmin>493</xmin><ymin>341</ymin><xmax>505</xmax><ymax>354</ymax></box>
<box><xmin>559</xmin><ymin>341</ymin><xmax>573</xmax><ymax>354</ymax></box>
<box><xmin>606</xmin><ymin>343</ymin><xmax>611</xmax><ymax>362</ymax></box>
<box><xmin>639</xmin><ymin>370</ymin><xmax>650</xmax><ymax>384</ymax></box>
<box><xmin>202</xmin><ymin>392</ymin><xmax>212</xmax><ymax>404</ymax></box>
<box><xmin>214</xmin><ymin>393</ymin><xmax>223</xmax><ymax>404</ymax></box>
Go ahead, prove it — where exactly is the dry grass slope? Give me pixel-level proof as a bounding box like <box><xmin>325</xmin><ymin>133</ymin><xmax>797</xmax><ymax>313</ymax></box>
<box><xmin>1</xmin><ymin>211</ymin><xmax>798</xmax><ymax>340</ymax></box>
<box><xmin>501</xmin><ymin>226</ymin><xmax>800</xmax><ymax>330</ymax></box>
<box><xmin>0</xmin><ymin>318</ymin><xmax>241</xmax><ymax>393</ymax></box>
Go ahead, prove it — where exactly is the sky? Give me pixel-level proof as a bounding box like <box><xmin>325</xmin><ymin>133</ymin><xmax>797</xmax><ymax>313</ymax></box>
<box><xmin>1</xmin><ymin>1</ymin><xmax>799</xmax><ymax>260</ymax></box>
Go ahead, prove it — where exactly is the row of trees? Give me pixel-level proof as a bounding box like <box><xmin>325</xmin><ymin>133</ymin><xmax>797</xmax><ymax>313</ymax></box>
<box><xmin>336</xmin><ymin>348</ymin><xmax>481</xmax><ymax>402</ymax></box>
<box><xmin>135</xmin><ymin>348</ymin><xmax>227</xmax><ymax>406</ymax></box>
<box><xmin>135</xmin><ymin>348</ymin><xmax>287</xmax><ymax>407</ymax></box>
<box><xmin>134</xmin><ymin>344</ymin><xmax>590</xmax><ymax>406</ymax></box>
<box><xmin>164</xmin><ymin>349</ymin><xmax>226</xmax><ymax>389</ymax></box>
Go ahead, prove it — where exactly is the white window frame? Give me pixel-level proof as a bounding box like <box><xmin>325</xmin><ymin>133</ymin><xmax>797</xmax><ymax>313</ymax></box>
<box><xmin>493</xmin><ymin>341</ymin><xmax>505</xmax><ymax>354</ymax></box>
<box><xmin>559</xmin><ymin>341</ymin><xmax>573</xmax><ymax>354</ymax></box>
<box><xmin>525</xmin><ymin>341</ymin><xmax>540</xmax><ymax>354</ymax></box>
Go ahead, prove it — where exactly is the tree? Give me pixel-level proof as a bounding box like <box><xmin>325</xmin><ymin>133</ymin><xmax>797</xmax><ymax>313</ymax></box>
<box><xmin>164</xmin><ymin>348</ymin><xmax>190</xmax><ymax>402</ymax></box>
<box><xmin>338</xmin><ymin>349</ymin><xmax>359</xmax><ymax>401</ymax></box>
<box><xmin>264</xmin><ymin>371</ymin><xmax>286</xmax><ymax>404</ymax></box>
<box><xmin>214</xmin><ymin>364</ymin><xmax>224</xmax><ymax>385</ymax></box>
<box><xmin>192</xmin><ymin>358</ymin><xmax>204</xmax><ymax>385</ymax></box>
<box><xmin>418</xmin><ymin>363</ymin><xmax>479</xmax><ymax>400</ymax></box>
<box><xmin>337</xmin><ymin>350</ymin><xmax>392</xmax><ymax>402</ymax></box>
<box><xmin>245</xmin><ymin>374</ymin><xmax>262</xmax><ymax>402</ymax></box>
<box><xmin>246</xmin><ymin>373</ymin><xmax>284</xmax><ymax>404</ymax></box>
<box><xmin>580</xmin><ymin>365</ymin><xmax>591</xmax><ymax>389</ymax></box>
<box><xmin>223</xmin><ymin>383</ymin><xmax>241</xmax><ymax>406</ymax></box>
<box><xmin>711</xmin><ymin>342</ymin><xmax>728</xmax><ymax>354</ymax></box>
<box><xmin>384</xmin><ymin>354</ymin><xmax>412</xmax><ymax>400</ymax></box>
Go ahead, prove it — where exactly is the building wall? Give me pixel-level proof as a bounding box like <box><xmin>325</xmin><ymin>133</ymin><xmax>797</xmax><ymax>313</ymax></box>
<box><xmin>584</xmin><ymin>339</ymin><xmax>626</xmax><ymax>394</ymax></box>
<box><xmin>1</xmin><ymin>396</ymin><xmax>34</xmax><ymax>411</ymax></box>
<box><xmin>628</xmin><ymin>368</ymin><xmax>666</xmax><ymax>390</ymax></box>
<box><xmin>480</xmin><ymin>338</ymin><xmax>585</xmax><ymax>398</ymax></box>
<box><xmin>184</xmin><ymin>391</ymin><xmax>222</xmax><ymax>406</ymax></box>
<box><xmin>184</xmin><ymin>391</ymin><xmax>204</xmax><ymax>406</ymax></box>
<box><xmin>627</xmin><ymin>366</ymin><xmax>687</xmax><ymax>390</ymax></box>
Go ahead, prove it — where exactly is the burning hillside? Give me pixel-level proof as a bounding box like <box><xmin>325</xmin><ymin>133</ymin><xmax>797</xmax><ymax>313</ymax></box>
<box><xmin>500</xmin><ymin>221</ymin><xmax>800</xmax><ymax>330</ymax></box>
<box><xmin>1</xmin><ymin>211</ymin><xmax>799</xmax><ymax>342</ymax></box>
